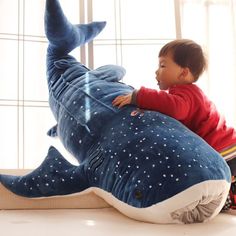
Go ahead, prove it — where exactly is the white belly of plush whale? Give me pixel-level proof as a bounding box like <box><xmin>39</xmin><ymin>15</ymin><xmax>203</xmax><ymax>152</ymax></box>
<box><xmin>93</xmin><ymin>180</ymin><xmax>229</xmax><ymax>224</ymax></box>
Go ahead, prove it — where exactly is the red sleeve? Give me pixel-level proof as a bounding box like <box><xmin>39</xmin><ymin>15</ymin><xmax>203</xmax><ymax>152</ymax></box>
<box><xmin>136</xmin><ymin>86</ymin><xmax>192</xmax><ymax>121</ymax></box>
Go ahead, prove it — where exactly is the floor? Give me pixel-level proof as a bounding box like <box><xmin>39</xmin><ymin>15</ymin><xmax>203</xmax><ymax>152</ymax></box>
<box><xmin>0</xmin><ymin>208</ymin><xmax>235</xmax><ymax>236</ymax></box>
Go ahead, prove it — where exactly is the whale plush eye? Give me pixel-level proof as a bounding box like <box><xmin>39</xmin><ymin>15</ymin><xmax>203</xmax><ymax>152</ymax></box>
<box><xmin>134</xmin><ymin>190</ymin><xmax>143</xmax><ymax>200</ymax></box>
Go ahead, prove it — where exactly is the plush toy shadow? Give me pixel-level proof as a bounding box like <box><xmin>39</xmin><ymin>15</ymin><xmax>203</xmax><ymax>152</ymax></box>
<box><xmin>0</xmin><ymin>0</ymin><xmax>231</xmax><ymax>224</ymax></box>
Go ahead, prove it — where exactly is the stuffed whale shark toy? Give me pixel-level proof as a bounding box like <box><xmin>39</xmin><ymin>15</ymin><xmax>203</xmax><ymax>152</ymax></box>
<box><xmin>0</xmin><ymin>0</ymin><xmax>231</xmax><ymax>224</ymax></box>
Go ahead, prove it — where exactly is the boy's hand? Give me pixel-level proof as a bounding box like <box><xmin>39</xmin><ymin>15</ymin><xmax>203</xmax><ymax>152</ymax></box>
<box><xmin>112</xmin><ymin>93</ymin><xmax>132</xmax><ymax>108</ymax></box>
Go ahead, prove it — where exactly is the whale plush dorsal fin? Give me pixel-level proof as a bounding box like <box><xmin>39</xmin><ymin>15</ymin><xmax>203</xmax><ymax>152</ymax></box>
<box><xmin>90</xmin><ymin>65</ymin><xmax>126</xmax><ymax>82</ymax></box>
<box><xmin>54</xmin><ymin>59</ymin><xmax>73</xmax><ymax>70</ymax></box>
<box><xmin>0</xmin><ymin>147</ymin><xmax>89</xmax><ymax>197</ymax></box>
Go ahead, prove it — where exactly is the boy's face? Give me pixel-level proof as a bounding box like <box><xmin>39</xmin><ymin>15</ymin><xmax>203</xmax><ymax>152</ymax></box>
<box><xmin>156</xmin><ymin>53</ymin><xmax>183</xmax><ymax>90</ymax></box>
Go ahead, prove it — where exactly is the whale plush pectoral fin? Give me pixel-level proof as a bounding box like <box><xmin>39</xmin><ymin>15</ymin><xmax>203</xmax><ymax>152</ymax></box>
<box><xmin>47</xmin><ymin>125</ymin><xmax>58</xmax><ymax>137</ymax></box>
<box><xmin>45</xmin><ymin>0</ymin><xmax>106</xmax><ymax>55</ymax></box>
<box><xmin>0</xmin><ymin>146</ymin><xmax>89</xmax><ymax>198</ymax></box>
<box><xmin>90</xmin><ymin>65</ymin><xmax>126</xmax><ymax>82</ymax></box>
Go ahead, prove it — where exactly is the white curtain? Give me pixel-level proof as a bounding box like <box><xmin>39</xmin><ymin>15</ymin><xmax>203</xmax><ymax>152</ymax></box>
<box><xmin>179</xmin><ymin>0</ymin><xmax>236</xmax><ymax>128</ymax></box>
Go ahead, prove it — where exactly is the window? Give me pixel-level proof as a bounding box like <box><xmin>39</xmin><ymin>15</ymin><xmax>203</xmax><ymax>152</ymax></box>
<box><xmin>180</xmin><ymin>0</ymin><xmax>236</xmax><ymax>128</ymax></box>
<box><xmin>0</xmin><ymin>0</ymin><xmax>188</xmax><ymax>168</ymax></box>
<box><xmin>2</xmin><ymin>1</ymin><xmax>236</xmax><ymax>169</ymax></box>
<box><xmin>92</xmin><ymin>0</ymin><xmax>177</xmax><ymax>89</ymax></box>
<box><xmin>0</xmin><ymin>0</ymin><xmax>83</xmax><ymax>168</ymax></box>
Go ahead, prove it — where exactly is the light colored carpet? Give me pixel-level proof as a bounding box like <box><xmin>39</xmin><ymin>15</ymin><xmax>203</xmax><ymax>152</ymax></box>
<box><xmin>0</xmin><ymin>208</ymin><xmax>235</xmax><ymax>236</ymax></box>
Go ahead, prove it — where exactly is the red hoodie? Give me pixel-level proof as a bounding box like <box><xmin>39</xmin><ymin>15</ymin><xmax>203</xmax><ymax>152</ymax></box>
<box><xmin>135</xmin><ymin>84</ymin><xmax>236</xmax><ymax>153</ymax></box>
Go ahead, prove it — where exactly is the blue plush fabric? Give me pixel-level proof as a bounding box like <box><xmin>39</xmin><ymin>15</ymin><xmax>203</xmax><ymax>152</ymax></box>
<box><xmin>0</xmin><ymin>0</ymin><xmax>231</xmax><ymax>223</ymax></box>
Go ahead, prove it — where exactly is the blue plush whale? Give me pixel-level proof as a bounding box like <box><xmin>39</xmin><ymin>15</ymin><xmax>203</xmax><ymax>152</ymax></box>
<box><xmin>0</xmin><ymin>0</ymin><xmax>231</xmax><ymax>224</ymax></box>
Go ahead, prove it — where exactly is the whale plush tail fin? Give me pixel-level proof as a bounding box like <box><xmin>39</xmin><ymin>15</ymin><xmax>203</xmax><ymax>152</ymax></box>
<box><xmin>0</xmin><ymin>147</ymin><xmax>89</xmax><ymax>198</ymax></box>
<box><xmin>45</xmin><ymin>0</ymin><xmax>106</xmax><ymax>55</ymax></box>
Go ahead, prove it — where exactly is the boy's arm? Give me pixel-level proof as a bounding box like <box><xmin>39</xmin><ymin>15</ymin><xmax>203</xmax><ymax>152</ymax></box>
<box><xmin>112</xmin><ymin>86</ymin><xmax>191</xmax><ymax>122</ymax></box>
<box><xmin>136</xmin><ymin>87</ymin><xmax>191</xmax><ymax>120</ymax></box>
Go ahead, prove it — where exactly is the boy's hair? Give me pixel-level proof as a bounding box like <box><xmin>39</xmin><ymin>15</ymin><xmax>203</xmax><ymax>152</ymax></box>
<box><xmin>159</xmin><ymin>39</ymin><xmax>207</xmax><ymax>81</ymax></box>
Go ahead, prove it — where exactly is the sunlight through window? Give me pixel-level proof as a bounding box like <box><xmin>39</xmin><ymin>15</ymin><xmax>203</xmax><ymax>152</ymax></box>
<box><xmin>1</xmin><ymin>0</ymin><xmax>235</xmax><ymax>168</ymax></box>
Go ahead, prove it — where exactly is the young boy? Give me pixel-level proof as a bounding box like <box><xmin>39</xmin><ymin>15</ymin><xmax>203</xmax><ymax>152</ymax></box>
<box><xmin>112</xmin><ymin>39</ymin><xmax>236</xmax><ymax>210</ymax></box>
